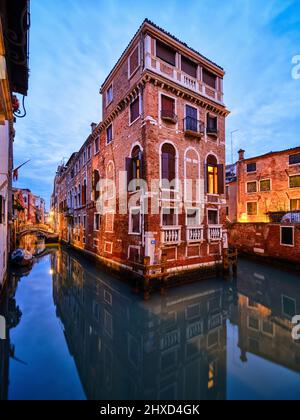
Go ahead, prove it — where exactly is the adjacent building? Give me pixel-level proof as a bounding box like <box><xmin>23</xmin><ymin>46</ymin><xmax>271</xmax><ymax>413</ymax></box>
<box><xmin>0</xmin><ymin>0</ymin><xmax>30</xmax><ymax>288</ymax></box>
<box><xmin>12</xmin><ymin>188</ymin><xmax>46</xmax><ymax>226</ymax></box>
<box><xmin>227</xmin><ymin>148</ymin><xmax>300</xmax><ymax>264</ymax></box>
<box><xmin>52</xmin><ymin>19</ymin><xmax>230</xmax><ymax>283</ymax></box>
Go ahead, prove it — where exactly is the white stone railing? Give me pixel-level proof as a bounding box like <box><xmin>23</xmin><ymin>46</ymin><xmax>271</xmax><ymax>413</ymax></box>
<box><xmin>186</xmin><ymin>226</ymin><xmax>204</xmax><ymax>243</ymax></box>
<box><xmin>161</xmin><ymin>226</ymin><xmax>181</xmax><ymax>245</ymax></box>
<box><xmin>208</xmin><ymin>225</ymin><xmax>222</xmax><ymax>241</ymax></box>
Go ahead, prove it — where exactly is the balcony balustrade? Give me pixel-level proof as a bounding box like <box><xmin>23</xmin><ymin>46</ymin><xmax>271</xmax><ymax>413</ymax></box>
<box><xmin>186</xmin><ymin>226</ymin><xmax>204</xmax><ymax>243</ymax></box>
<box><xmin>208</xmin><ymin>225</ymin><xmax>222</xmax><ymax>241</ymax></box>
<box><xmin>161</xmin><ymin>226</ymin><xmax>181</xmax><ymax>245</ymax></box>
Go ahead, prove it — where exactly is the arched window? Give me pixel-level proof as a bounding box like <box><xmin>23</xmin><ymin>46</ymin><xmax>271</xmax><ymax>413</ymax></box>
<box><xmin>82</xmin><ymin>180</ymin><xmax>87</xmax><ymax>206</ymax></box>
<box><xmin>161</xmin><ymin>143</ymin><xmax>176</xmax><ymax>189</ymax></box>
<box><xmin>92</xmin><ymin>170</ymin><xmax>100</xmax><ymax>201</ymax></box>
<box><xmin>78</xmin><ymin>184</ymin><xmax>81</xmax><ymax>207</ymax></box>
<box><xmin>206</xmin><ymin>155</ymin><xmax>224</xmax><ymax>194</ymax></box>
<box><xmin>132</xmin><ymin>146</ymin><xmax>142</xmax><ymax>180</ymax></box>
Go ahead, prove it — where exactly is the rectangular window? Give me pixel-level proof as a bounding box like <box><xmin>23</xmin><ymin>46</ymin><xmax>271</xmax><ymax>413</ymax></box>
<box><xmin>129</xmin><ymin>46</ymin><xmax>139</xmax><ymax>77</ymax></box>
<box><xmin>161</xmin><ymin>95</ymin><xmax>175</xmax><ymax>120</ymax></box>
<box><xmin>247</xmin><ymin>163</ymin><xmax>257</xmax><ymax>173</ymax></box>
<box><xmin>247</xmin><ymin>202</ymin><xmax>258</xmax><ymax>215</ymax></box>
<box><xmin>185</xmin><ymin>105</ymin><xmax>198</xmax><ymax>131</ymax></box>
<box><xmin>206</xmin><ymin>114</ymin><xmax>218</xmax><ymax>135</ymax></box>
<box><xmin>282</xmin><ymin>295</ymin><xmax>296</xmax><ymax>319</ymax></box>
<box><xmin>208</xmin><ymin>209</ymin><xmax>218</xmax><ymax>225</ymax></box>
<box><xmin>162</xmin><ymin>208</ymin><xmax>177</xmax><ymax>226</ymax></box>
<box><xmin>248</xmin><ymin>317</ymin><xmax>260</xmax><ymax>331</ymax></box>
<box><xmin>0</xmin><ymin>195</ymin><xmax>5</xmax><ymax>224</ymax></box>
<box><xmin>202</xmin><ymin>68</ymin><xmax>216</xmax><ymax>89</ymax></box>
<box><xmin>156</xmin><ymin>40</ymin><xmax>176</xmax><ymax>66</ymax></box>
<box><xmin>290</xmin><ymin>175</ymin><xmax>300</xmax><ymax>188</ymax></box>
<box><xmin>247</xmin><ymin>181</ymin><xmax>257</xmax><ymax>193</ymax></box>
<box><xmin>281</xmin><ymin>226</ymin><xmax>294</xmax><ymax>247</ymax></box>
<box><xmin>186</xmin><ymin>208</ymin><xmax>200</xmax><ymax>226</ymax></box>
<box><xmin>290</xmin><ymin>198</ymin><xmax>300</xmax><ymax>211</ymax></box>
<box><xmin>181</xmin><ymin>56</ymin><xmax>197</xmax><ymax>78</ymax></box>
<box><xmin>106</xmin><ymin>124</ymin><xmax>113</xmax><ymax>145</ymax></box>
<box><xmin>94</xmin><ymin>214</ymin><xmax>100</xmax><ymax>231</ymax></box>
<box><xmin>106</xmin><ymin>85</ymin><xmax>113</xmax><ymax>106</ymax></box>
<box><xmin>129</xmin><ymin>207</ymin><xmax>141</xmax><ymax>234</ymax></box>
<box><xmin>130</xmin><ymin>96</ymin><xmax>140</xmax><ymax>124</ymax></box>
<box><xmin>260</xmin><ymin>179</ymin><xmax>271</xmax><ymax>192</ymax></box>
<box><xmin>94</xmin><ymin>137</ymin><xmax>100</xmax><ymax>154</ymax></box>
<box><xmin>289</xmin><ymin>153</ymin><xmax>300</xmax><ymax>165</ymax></box>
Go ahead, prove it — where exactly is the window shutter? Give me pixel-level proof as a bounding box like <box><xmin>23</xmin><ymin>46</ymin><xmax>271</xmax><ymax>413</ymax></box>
<box><xmin>162</xmin><ymin>96</ymin><xmax>174</xmax><ymax>114</ymax></box>
<box><xmin>156</xmin><ymin>41</ymin><xmax>176</xmax><ymax>66</ymax></box>
<box><xmin>203</xmin><ymin>69</ymin><xmax>217</xmax><ymax>89</ymax></box>
<box><xmin>130</xmin><ymin>97</ymin><xmax>140</xmax><ymax>123</ymax></box>
<box><xmin>204</xmin><ymin>164</ymin><xmax>208</xmax><ymax>194</ymax></box>
<box><xmin>129</xmin><ymin>46</ymin><xmax>139</xmax><ymax>76</ymax></box>
<box><xmin>126</xmin><ymin>158</ymin><xmax>133</xmax><ymax>187</ymax></box>
<box><xmin>138</xmin><ymin>151</ymin><xmax>144</xmax><ymax>180</ymax></box>
<box><xmin>218</xmin><ymin>164</ymin><xmax>224</xmax><ymax>194</ymax></box>
<box><xmin>181</xmin><ymin>56</ymin><xmax>197</xmax><ymax>78</ymax></box>
<box><xmin>0</xmin><ymin>196</ymin><xmax>2</xmax><ymax>224</ymax></box>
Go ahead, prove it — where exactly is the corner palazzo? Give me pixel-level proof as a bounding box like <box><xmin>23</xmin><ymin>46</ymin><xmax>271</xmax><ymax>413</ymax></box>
<box><xmin>51</xmin><ymin>19</ymin><xmax>230</xmax><ymax>288</ymax></box>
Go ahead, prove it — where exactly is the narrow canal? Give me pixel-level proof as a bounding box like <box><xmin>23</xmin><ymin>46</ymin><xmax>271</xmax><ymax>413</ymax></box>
<box><xmin>1</xmin><ymin>245</ymin><xmax>300</xmax><ymax>400</ymax></box>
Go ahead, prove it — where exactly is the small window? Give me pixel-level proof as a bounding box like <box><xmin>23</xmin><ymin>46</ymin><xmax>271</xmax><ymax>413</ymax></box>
<box><xmin>281</xmin><ymin>226</ymin><xmax>294</xmax><ymax>247</ymax></box>
<box><xmin>208</xmin><ymin>209</ymin><xmax>218</xmax><ymax>225</ymax></box>
<box><xmin>94</xmin><ymin>137</ymin><xmax>100</xmax><ymax>154</ymax></box>
<box><xmin>186</xmin><ymin>208</ymin><xmax>200</xmax><ymax>226</ymax></box>
<box><xmin>248</xmin><ymin>317</ymin><xmax>260</xmax><ymax>331</ymax></box>
<box><xmin>106</xmin><ymin>124</ymin><xmax>113</xmax><ymax>145</ymax></box>
<box><xmin>106</xmin><ymin>85</ymin><xmax>113</xmax><ymax>106</ymax></box>
<box><xmin>94</xmin><ymin>213</ymin><xmax>100</xmax><ymax>231</ymax></box>
<box><xmin>289</xmin><ymin>153</ymin><xmax>300</xmax><ymax>165</ymax></box>
<box><xmin>247</xmin><ymin>181</ymin><xmax>257</xmax><ymax>193</ymax></box>
<box><xmin>290</xmin><ymin>175</ymin><xmax>300</xmax><ymax>188</ymax></box>
<box><xmin>260</xmin><ymin>179</ymin><xmax>271</xmax><ymax>192</ymax></box>
<box><xmin>105</xmin><ymin>212</ymin><xmax>114</xmax><ymax>233</ymax></box>
<box><xmin>247</xmin><ymin>163</ymin><xmax>257</xmax><ymax>173</ymax></box>
<box><xmin>207</xmin><ymin>114</ymin><xmax>218</xmax><ymax>135</ymax></box>
<box><xmin>129</xmin><ymin>207</ymin><xmax>141</xmax><ymax>234</ymax></box>
<box><xmin>156</xmin><ymin>40</ymin><xmax>176</xmax><ymax>66</ymax></box>
<box><xmin>290</xmin><ymin>198</ymin><xmax>300</xmax><ymax>211</ymax></box>
<box><xmin>247</xmin><ymin>202</ymin><xmax>257</xmax><ymax>215</ymax></box>
<box><xmin>181</xmin><ymin>55</ymin><xmax>197</xmax><ymax>78</ymax></box>
<box><xmin>161</xmin><ymin>95</ymin><xmax>176</xmax><ymax>120</ymax></box>
<box><xmin>129</xmin><ymin>46</ymin><xmax>139</xmax><ymax>77</ymax></box>
<box><xmin>0</xmin><ymin>195</ymin><xmax>5</xmax><ymax>224</ymax></box>
<box><xmin>162</xmin><ymin>208</ymin><xmax>177</xmax><ymax>226</ymax></box>
<box><xmin>202</xmin><ymin>69</ymin><xmax>216</xmax><ymax>89</ymax></box>
<box><xmin>282</xmin><ymin>295</ymin><xmax>296</xmax><ymax>319</ymax></box>
<box><xmin>130</xmin><ymin>96</ymin><xmax>140</xmax><ymax>124</ymax></box>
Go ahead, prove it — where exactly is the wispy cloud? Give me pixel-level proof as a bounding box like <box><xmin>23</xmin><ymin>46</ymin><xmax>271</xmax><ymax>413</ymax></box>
<box><xmin>13</xmin><ymin>0</ymin><xmax>300</xmax><ymax>205</ymax></box>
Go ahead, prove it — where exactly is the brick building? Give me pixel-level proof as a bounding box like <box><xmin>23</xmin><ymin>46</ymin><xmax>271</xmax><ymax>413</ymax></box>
<box><xmin>13</xmin><ymin>188</ymin><xmax>46</xmax><ymax>226</ymax></box>
<box><xmin>227</xmin><ymin>147</ymin><xmax>300</xmax><ymax>264</ymax></box>
<box><xmin>231</xmin><ymin>147</ymin><xmax>300</xmax><ymax>223</ymax></box>
<box><xmin>52</xmin><ymin>20</ymin><xmax>230</xmax><ymax>284</ymax></box>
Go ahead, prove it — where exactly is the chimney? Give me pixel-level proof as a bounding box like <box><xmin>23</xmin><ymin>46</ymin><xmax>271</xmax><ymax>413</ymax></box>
<box><xmin>238</xmin><ymin>149</ymin><xmax>245</xmax><ymax>161</ymax></box>
<box><xmin>91</xmin><ymin>122</ymin><xmax>97</xmax><ymax>133</ymax></box>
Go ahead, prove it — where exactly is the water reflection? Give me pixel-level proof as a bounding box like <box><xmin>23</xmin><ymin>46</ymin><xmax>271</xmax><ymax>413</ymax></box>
<box><xmin>1</xmin><ymin>248</ymin><xmax>300</xmax><ymax>400</ymax></box>
<box><xmin>19</xmin><ymin>234</ymin><xmax>46</xmax><ymax>256</ymax></box>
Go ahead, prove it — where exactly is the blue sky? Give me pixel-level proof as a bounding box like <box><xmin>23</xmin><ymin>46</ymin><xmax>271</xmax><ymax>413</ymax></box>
<box><xmin>13</xmin><ymin>0</ymin><xmax>300</xmax><ymax>208</ymax></box>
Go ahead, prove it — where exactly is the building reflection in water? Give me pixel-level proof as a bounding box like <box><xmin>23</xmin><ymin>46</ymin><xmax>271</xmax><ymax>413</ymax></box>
<box><xmin>51</xmin><ymin>248</ymin><xmax>232</xmax><ymax>400</ymax></box>
<box><xmin>1</xmin><ymin>249</ymin><xmax>300</xmax><ymax>400</ymax></box>
<box><xmin>230</xmin><ymin>262</ymin><xmax>300</xmax><ymax>374</ymax></box>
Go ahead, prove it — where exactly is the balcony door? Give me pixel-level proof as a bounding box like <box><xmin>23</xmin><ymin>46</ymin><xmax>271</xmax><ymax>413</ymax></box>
<box><xmin>186</xmin><ymin>105</ymin><xmax>197</xmax><ymax>131</ymax></box>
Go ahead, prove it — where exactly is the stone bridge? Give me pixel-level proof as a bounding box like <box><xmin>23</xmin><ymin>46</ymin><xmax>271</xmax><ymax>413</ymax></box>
<box><xmin>17</xmin><ymin>224</ymin><xmax>58</xmax><ymax>241</ymax></box>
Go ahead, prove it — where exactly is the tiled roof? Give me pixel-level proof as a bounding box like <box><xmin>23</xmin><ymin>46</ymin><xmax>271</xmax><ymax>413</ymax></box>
<box><xmin>242</xmin><ymin>146</ymin><xmax>300</xmax><ymax>162</ymax></box>
<box><xmin>101</xmin><ymin>18</ymin><xmax>224</xmax><ymax>90</ymax></box>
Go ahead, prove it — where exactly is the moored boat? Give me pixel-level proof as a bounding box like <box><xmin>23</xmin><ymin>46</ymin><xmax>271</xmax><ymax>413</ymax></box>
<box><xmin>11</xmin><ymin>249</ymin><xmax>33</xmax><ymax>267</ymax></box>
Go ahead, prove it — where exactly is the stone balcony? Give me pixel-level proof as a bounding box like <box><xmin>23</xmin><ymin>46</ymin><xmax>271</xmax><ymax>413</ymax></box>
<box><xmin>161</xmin><ymin>226</ymin><xmax>181</xmax><ymax>245</ymax></box>
<box><xmin>208</xmin><ymin>225</ymin><xmax>222</xmax><ymax>241</ymax></box>
<box><xmin>186</xmin><ymin>226</ymin><xmax>204</xmax><ymax>243</ymax></box>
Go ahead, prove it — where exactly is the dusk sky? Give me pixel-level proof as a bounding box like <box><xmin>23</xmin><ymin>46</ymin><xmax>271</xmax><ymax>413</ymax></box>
<box><xmin>13</xmin><ymin>0</ymin><xmax>300</xmax><ymax>208</ymax></box>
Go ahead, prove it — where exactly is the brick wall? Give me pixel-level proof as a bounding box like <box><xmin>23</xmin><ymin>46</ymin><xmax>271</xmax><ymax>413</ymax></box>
<box><xmin>229</xmin><ymin>222</ymin><xmax>300</xmax><ymax>265</ymax></box>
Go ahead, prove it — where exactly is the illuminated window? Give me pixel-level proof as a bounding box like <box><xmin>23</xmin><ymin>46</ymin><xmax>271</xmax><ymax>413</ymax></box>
<box><xmin>207</xmin><ymin>155</ymin><xmax>218</xmax><ymax>194</ymax></box>
<box><xmin>290</xmin><ymin>198</ymin><xmax>300</xmax><ymax>211</ymax></box>
<box><xmin>290</xmin><ymin>175</ymin><xmax>300</xmax><ymax>188</ymax></box>
<box><xmin>208</xmin><ymin>361</ymin><xmax>217</xmax><ymax>390</ymax></box>
<box><xmin>247</xmin><ymin>202</ymin><xmax>257</xmax><ymax>215</ymax></box>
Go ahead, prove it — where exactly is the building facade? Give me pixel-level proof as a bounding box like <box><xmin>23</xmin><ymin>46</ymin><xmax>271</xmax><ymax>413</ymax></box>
<box><xmin>52</xmin><ymin>20</ymin><xmax>230</xmax><ymax>283</ymax></box>
<box><xmin>233</xmin><ymin>147</ymin><xmax>300</xmax><ymax>223</ymax></box>
<box><xmin>0</xmin><ymin>0</ymin><xmax>30</xmax><ymax>288</ymax></box>
<box><xmin>12</xmin><ymin>188</ymin><xmax>46</xmax><ymax>226</ymax></box>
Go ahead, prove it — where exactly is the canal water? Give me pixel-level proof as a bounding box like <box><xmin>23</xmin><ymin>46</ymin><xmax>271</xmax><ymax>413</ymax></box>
<box><xmin>1</xmin><ymin>245</ymin><xmax>300</xmax><ymax>400</ymax></box>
